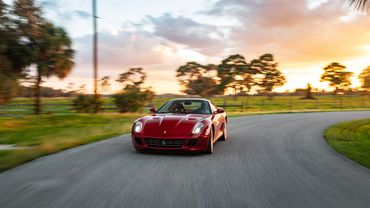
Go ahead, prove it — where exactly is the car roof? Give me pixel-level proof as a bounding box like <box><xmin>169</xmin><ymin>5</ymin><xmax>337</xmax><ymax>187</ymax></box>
<box><xmin>169</xmin><ymin>98</ymin><xmax>211</xmax><ymax>102</ymax></box>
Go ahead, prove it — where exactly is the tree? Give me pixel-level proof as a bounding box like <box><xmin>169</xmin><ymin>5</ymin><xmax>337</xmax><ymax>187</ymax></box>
<box><xmin>14</xmin><ymin>0</ymin><xmax>74</xmax><ymax>114</ymax></box>
<box><xmin>0</xmin><ymin>0</ymin><xmax>32</xmax><ymax>104</ymax></box>
<box><xmin>32</xmin><ymin>22</ymin><xmax>74</xmax><ymax>114</ymax></box>
<box><xmin>114</xmin><ymin>68</ymin><xmax>154</xmax><ymax>113</ymax></box>
<box><xmin>186</xmin><ymin>76</ymin><xmax>218</xmax><ymax>97</ymax></box>
<box><xmin>217</xmin><ymin>54</ymin><xmax>256</xmax><ymax>96</ymax></box>
<box><xmin>117</xmin><ymin>68</ymin><xmax>146</xmax><ymax>87</ymax></box>
<box><xmin>359</xmin><ymin>66</ymin><xmax>370</xmax><ymax>92</ymax></box>
<box><xmin>320</xmin><ymin>62</ymin><xmax>353</xmax><ymax>95</ymax></box>
<box><xmin>255</xmin><ymin>54</ymin><xmax>286</xmax><ymax>99</ymax></box>
<box><xmin>0</xmin><ymin>70</ymin><xmax>19</xmax><ymax>104</ymax></box>
<box><xmin>301</xmin><ymin>83</ymin><xmax>315</xmax><ymax>99</ymax></box>
<box><xmin>176</xmin><ymin>62</ymin><xmax>218</xmax><ymax>97</ymax></box>
<box><xmin>100</xmin><ymin>76</ymin><xmax>111</xmax><ymax>93</ymax></box>
<box><xmin>347</xmin><ymin>0</ymin><xmax>370</xmax><ymax>11</ymax></box>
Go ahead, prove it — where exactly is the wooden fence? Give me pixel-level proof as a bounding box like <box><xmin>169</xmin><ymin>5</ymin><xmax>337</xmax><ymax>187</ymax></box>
<box><xmin>1</xmin><ymin>96</ymin><xmax>370</xmax><ymax>116</ymax></box>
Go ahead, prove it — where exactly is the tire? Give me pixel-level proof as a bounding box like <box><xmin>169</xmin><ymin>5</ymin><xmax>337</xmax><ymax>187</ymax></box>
<box><xmin>205</xmin><ymin>128</ymin><xmax>214</xmax><ymax>154</ymax></box>
<box><xmin>219</xmin><ymin>123</ymin><xmax>227</xmax><ymax>141</ymax></box>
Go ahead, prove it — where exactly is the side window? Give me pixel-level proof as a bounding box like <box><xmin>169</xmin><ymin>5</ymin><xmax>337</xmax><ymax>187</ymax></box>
<box><xmin>210</xmin><ymin>102</ymin><xmax>217</xmax><ymax>113</ymax></box>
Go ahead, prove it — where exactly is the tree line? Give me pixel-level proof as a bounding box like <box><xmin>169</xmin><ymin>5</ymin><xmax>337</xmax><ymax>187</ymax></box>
<box><xmin>176</xmin><ymin>54</ymin><xmax>286</xmax><ymax>99</ymax></box>
<box><xmin>176</xmin><ymin>57</ymin><xmax>370</xmax><ymax>99</ymax></box>
<box><xmin>91</xmin><ymin>57</ymin><xmax>370</xmax><ymax>113</ymax></box>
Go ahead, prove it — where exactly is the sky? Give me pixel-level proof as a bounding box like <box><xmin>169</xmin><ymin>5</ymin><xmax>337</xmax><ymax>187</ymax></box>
<box><xmin>20</xmin><ymin>0</ymin><xmax>370</xmax><ymax>94</ymax></box>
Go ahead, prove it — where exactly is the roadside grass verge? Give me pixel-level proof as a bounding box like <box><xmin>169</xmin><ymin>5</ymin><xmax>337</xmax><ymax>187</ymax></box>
<box><xmin>0</xmin><ymin>114</ymin><xmax>143</xmax><ymax>171</ymax></box>
<box><xmin>324</xmin><ymin>119</ymin><xmax>370</xmax><ymax>169</ymax></box>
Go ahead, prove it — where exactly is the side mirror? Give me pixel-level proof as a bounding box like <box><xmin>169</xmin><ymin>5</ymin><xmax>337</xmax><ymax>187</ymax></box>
<box><xmin>149</xmin><ymin>107</ymin><xmax>157</xmax><ymax>113</ymax></box>
<box><xmin>216</xmin><ymin>108</ymin><xmax>225</xmax><ymax>114</ymax></box>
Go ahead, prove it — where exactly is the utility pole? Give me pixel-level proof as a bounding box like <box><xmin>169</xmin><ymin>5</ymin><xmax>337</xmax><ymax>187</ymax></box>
<box><xmin>92</xmin><ymin>0</ymin><xmax>98</xmax><ymax>97</ymax></box>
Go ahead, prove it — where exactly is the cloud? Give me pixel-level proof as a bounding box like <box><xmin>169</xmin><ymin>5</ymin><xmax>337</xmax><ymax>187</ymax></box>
<box><xmin>73</xmin><ymin>10</ymin><xmax>90</xmax><ymax>19</ymax></box>
<box><xmin>145</xmin><ymin>13</ymin><xmax>231</xmax><ymax>56</ymax></box>
<box><xmin>74</xmin><ymin>30</ymin><xmax>178</xmax><ymax>71</ymax></box>
<box><xmin>41</xmin><ymin>0</ymin><xmax>91</xmax><ymax>22</ymax></box>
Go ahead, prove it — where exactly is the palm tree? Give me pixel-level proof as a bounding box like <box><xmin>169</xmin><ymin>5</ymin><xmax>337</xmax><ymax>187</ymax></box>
<box><xmin>13</xmin><ymin>0</ymin><xmax>74</xmax><ymax>114</ymax></box>
<box><xmin>347</xmin><ymin>0</ymin><xmax>370</xmax><ymax>11</ymax></box>
<box><xmin>33</xmin><ymin>22</ymin><xmax>74</xmax><ymax>114</ymax></box>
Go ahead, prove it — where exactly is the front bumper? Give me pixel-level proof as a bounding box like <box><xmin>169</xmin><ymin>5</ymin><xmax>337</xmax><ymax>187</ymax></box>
<box><xmin>131</xmin><ymin>136</ymin><xmax>209</xmax><ymax>152</ymax></box>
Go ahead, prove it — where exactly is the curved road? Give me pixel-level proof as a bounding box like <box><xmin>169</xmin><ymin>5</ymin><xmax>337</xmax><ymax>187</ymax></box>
<box><xmin>1</xmin><ymin>111</ymin><xmax>370</xmax><ymax>208</ymax></box>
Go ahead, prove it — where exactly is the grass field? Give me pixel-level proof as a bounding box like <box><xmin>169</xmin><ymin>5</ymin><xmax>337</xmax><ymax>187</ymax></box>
<box><xmin>0</xmin><ymin>114</ymin><xmax>141</xmax><ymax>171</ymax></box>
<box><xmin>1</xmin><ymin>95</ymin><xmax>370</xmax><ymax>115</ymax></box>
<box><xmin>324</xmin><ymin>119</ymin><xmax>370</xmax><ymax>169</ymax></box>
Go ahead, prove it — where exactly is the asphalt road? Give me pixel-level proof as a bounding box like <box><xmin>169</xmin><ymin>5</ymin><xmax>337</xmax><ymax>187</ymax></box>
<box><xmin>1</xmin><ymin>111</ymin><xmax>370</xmax><ymax>208</ymax></box>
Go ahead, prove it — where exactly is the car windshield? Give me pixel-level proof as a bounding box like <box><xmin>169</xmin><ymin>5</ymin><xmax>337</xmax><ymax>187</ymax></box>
<box><xmin>157</xmin><ymin>100</ymin><xmax>212</xmax><ymax>114</ymax></box>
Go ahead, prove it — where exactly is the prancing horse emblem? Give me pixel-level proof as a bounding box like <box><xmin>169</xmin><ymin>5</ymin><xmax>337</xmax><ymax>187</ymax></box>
<box><xmin>161</xmin><ymin>140</ymin><xmax>166</xmax><ymax>145</ymax></box>
<box><xmin>163</xmin><ymin>131</ymin><xmax>167</xmax><ymax>134</ymax></box>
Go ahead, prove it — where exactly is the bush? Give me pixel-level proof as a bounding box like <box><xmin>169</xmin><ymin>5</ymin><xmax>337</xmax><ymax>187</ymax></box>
<box><xmin>114</xmin><ymin>87</ymin><xmax>154</xmax><ymax>113</ymax></box>
<box><xmin>72</xmin><ymin>95</ymin><xmax>103</xmax><ymax>113</ymax></box>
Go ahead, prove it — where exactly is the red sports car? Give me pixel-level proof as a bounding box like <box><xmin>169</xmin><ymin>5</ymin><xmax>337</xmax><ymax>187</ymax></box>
<box><xmin>131</xmin><ymin>98</ymin><xmax>227</xmax><ymax>154</ymax></box>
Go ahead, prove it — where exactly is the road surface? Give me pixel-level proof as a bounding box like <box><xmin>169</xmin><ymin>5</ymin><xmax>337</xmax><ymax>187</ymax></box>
<box><xmin>1</xmin><ymin>111</ymin><xmax>370</xmax><ymax>208</ymax></box>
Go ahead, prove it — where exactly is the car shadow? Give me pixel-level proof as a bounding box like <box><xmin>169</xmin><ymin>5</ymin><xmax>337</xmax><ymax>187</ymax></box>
<box><xmin>134</xmin><ymin>149</ymin><xmax>205</xmax><ymax>157</ymax></box>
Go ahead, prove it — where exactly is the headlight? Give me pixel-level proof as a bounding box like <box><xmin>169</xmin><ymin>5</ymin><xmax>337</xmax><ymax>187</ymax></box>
<box><xmin>192</xmin><ymin>122</ymin><xmax>205</xmax><ymax>134</ymax></box>
<box><xmin>134</xmin><ymin>121</ymin><xmax>143</xmax><ymax>133</ymax></box>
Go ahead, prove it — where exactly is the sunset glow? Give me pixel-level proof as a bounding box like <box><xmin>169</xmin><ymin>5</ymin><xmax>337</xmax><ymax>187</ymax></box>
<box><xmin>32</xmin><ymin>0</ymin><xmax>370</xmax><ymax>94</ymax></box>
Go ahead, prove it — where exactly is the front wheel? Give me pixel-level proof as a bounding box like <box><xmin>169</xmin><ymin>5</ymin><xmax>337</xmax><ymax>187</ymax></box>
<box><xmin>205</xmin><ymin>128</ymin><xmax>214</xmax><ymax>154</ymax></box>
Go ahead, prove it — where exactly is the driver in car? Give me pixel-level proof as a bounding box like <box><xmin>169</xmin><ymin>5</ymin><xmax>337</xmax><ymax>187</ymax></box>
<box><xmin>169</xmin><ymin>103</ymin><xmax>185</xmax><ymax>113</ymax></box>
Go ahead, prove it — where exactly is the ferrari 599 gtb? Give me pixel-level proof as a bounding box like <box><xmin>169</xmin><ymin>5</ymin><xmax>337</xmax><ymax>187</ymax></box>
<box><xmin>131</xmin><ymin>98</ymin><xmax>227</xmax><ymax>154</ymax></box>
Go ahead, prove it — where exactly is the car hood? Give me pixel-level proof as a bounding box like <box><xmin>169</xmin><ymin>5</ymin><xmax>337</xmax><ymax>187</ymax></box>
<box><xmin>141</xmin><ymin>113</ymin><xmax>210</xmax><ymax>138</ymax></box>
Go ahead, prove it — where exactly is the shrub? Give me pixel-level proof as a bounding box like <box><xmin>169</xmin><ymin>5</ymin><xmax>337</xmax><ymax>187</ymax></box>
<box><xmin>114</xmin><ymin>86</ymin><xmax>154</xmax><ymax>113</ymax></box>
<box><xmin>72</xmin><ymin>95</ymin><xmax>103</xmax><ymax>113</ymax></box>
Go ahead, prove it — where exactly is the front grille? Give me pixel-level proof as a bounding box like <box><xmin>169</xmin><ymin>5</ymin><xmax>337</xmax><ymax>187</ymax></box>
<box><xmin>144</xmin><ymin>138</ymin><xmax>186</xmax><ymax>148</ymax></box>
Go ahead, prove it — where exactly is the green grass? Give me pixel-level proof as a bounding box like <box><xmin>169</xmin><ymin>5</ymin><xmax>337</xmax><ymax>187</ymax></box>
<box><xmin>324</xmin><ymin>119</ymin><xmax>370</xmax><ymax>169</ymax></box>
<box><xmin>0</xmin><ymin>113</ymin><xmax>143</xmax><ymax>171</ymax></box>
